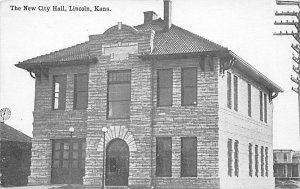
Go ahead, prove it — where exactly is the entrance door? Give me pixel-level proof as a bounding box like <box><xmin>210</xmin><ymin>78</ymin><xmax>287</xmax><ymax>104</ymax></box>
<box><xmin>51</xmin><ymin>139</ymin><xmax>86</xmax><ymax>184</ymax></box>
<box><xmin>105</xmin><ymin>139</ymin><xmax>129</xmax><ymax>186</ymax></box>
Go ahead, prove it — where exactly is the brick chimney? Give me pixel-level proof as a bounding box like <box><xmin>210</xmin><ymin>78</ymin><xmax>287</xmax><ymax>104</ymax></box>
<box><xmin>164</xmin><ymin>0</ymin><xmax>172</xmax><ymax>30</ymax></box>
<box><xmin>144</xmin><ymin>11</ymin><xmax>158</xmax><ymax>24</ymax></box>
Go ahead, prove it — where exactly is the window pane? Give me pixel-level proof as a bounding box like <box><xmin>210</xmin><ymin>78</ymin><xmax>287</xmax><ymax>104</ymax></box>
<box><xmin>227</xmin><ymin>72</ymin><xmax>232</xmax><ymax>109</ymax></box>
<box><xmin>109</xmin><ymin>101</ymin><xmax>130</xmax><ymax>118</ymax></box>
<box><xmin>73</xmin><ymin>143</ymin><xmax>78</xmax><ymax>150</ymax></box>
<box><xmin>54</xmin><ymin>142</ymin><xmax>61</xmax><ymax>150</ymax></box>
<box><xmin>158</xmin><ymin>88</ymin><xmax>172</xmax><ymax>106</ymax></box>
<box><xmin>76</xmin><ymin>74</ymin><xmax>88</xmax><ymax>91</ymax></box>
<box><xmin>233</xmin><ymin>76</ymin><xmax>238</xmax><ymax>111</ymax></box>
<box><xmin>63</xmin><ymin>160</ymin><xmax>69</xmax><ymax>168</ymax></box>
<box><xmin>183</xmin><ymin>87</ymin><xmax>197</xmax><ymax>105</ymax></box>
<box><xmin>54</xmin><ymin>151</ymin><xmax>60</xmax><ymax>159</ymax></box>
<box><xmin>63</xmin><ymin>151</ymin><xmax>69</xmax><ymax>159</ymax></box>
<box><xmin>53</xmin><ymin>160</ymin><xmax>60</xmax><ymax>168</ymax></box>
<box><xmin>109</xmin><ymin>83</ymin><xmax>130</xmax><ymax>101</ymax></box>
<box><xmin>72</xmin><ymin>160</ymin><xmax>78</xmax><ymax>168</ymax></box>
<box><xmin>64</xmin><ymin>143</ymin><xmax>69</xmax><ymax>150</ymax></box>
<box><xmin>181</xmin><ymin>137</ymin><xmax>197</xmax><ymax>177</ymax></box>
<box><xmin>75</xmin><ymin>91</ymin><xmax>88</xmax><ymax>109</ymax></box>
<box><xmin>183</xmin><ymin>69</ymin><xmax>197</xmax><ymax>87</ymax></box>
<box><xmin>73</xmin><ymin>151</ymin><xmax>78</xmax><ymax>159</ymax></box>
<box><xmin>156</xmin><ymin>137</ymin><xmax>172</xmax><ymax>177</ymax></box>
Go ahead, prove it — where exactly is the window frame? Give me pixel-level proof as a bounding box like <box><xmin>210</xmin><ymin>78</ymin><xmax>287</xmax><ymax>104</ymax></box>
<box><xmin>157</xmin><ymin>69</ymin><xmax>173</xmax><ymax>107</ymax></box>
<box><xmin>74</xmin><ymin>73</ymin><xmax>89</xmax><ymax>110</ymax></box>
<box><xmin>264</xmin><ymin>93</ymin><xmax>268</xmax><ymax>123</ymax></box>
<box><xmin>180</xmin><ymin>137</ymin><xmax>197</xmax><ymax>177</ymax></box>
<box><xmin>249</xmin><ymin>143</ymin><xmax>253</xmax><ymax>177</ymax></box>
<box><xmin>234</xmin><ymin>140</ymin><xmax>239</xmax><ymax>177</ymax></box>
<box><xmin>260</xmin><ymin>91</ymin><xmax>263</xmax><ymax>121</ymax></box>
<box><xmin>261</xmin><ymin>146</ymin><xmax>264</xmax><ymax>177</ymax></box>
<box><xmin>255</xmin><ymin>145</ymin><xmax>259</xmax><ymax>177</ymax></box>
<box><xmin>107</xmin><ymin>70</ymin><xmax>131</xmax><ymax>119</ymax></box>
<box><xmin>52</xmin><ymin>75</ymin><xmax>67</xmax><ymax>110</ymax></box>
<box><xmin>181</xmin><ymin>67</ymin><xmax>197</xmax><ymax>106</ymax></box>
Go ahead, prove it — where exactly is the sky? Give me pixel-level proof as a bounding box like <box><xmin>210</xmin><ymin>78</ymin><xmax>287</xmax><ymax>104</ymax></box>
<box><xmin>0</xmin><ymin>0</ymin><xmax>299</xmax><ymax>150</ymax></box>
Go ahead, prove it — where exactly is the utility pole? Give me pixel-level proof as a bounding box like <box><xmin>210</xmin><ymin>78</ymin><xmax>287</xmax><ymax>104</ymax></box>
<box><xmin>274</xmin><ymin>0</ymin><xmax>300</xmax><ymax>145</ymax></box>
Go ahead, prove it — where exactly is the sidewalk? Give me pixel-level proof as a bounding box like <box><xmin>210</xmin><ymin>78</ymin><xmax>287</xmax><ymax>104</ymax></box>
<box><xmin>0</xmin><ymin>185</ymin><xmax>64</xmax><ymax>189</ymax></box>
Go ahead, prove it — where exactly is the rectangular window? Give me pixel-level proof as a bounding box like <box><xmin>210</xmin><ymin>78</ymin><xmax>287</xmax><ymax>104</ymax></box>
<box><xmin>249</xmin><ymin>143</ymin><xmax>253</xmax><ymax>177</ymax></box>
<box><xmin>53</xmin><ymin>75</ymin><xmax>67</xmax><ymax>110</ymax></box>
<box><xmin>264</xmin><ymin>93</ymin><xmax>267</xmax><ymax>123</ymax></box>
<box><xmin>260</xmin><ymin>91</ymin><xmax>263</xmax><ymax>121</ymax></box>
<box><xmin>233</xmin><ymin>76</ymin><xmax>238</xmax><ymax>111</ymax></box>
<box><xmin>182</xmin><ymin>68</ymin><xmax>197</xmax><ymax>106</ymax></box>
<box><xmin>158</xmin><ymin>69</ymin><xmax>173</xmax><ymax>106</ymax></box>
<box><xmin>74</xmin><ymin>74</ymin><xmax>88</xmax><ymax>109</ymax></box>
<box><xmin>248</xmin><ymin>84</ymin><xmax>251</xmax><ymax>117</ymax></box>
<box><xmin>265</xmin><ymin>147</ymin><xmax>268</xmax><ymax>177</ymax></box>
<box><xmin>156</xmin><ymin>137</ymin><xmax>172</xmax><ymax>177</ymax></box>
<box><xmin>107</xmin><ymin>70</ymin><xmax>131</xmax><ymax>118</ymax></box>
<box><xmin>181</xmin><ymin>137</ymin><xmax>197</xmax><ymax>177</ymax></box>
<box><xmin>228</xmin><ymin>139</ymin><xmax>233</xmax><ymax>176</ymax></box>
<box><xmin>255</xmin><ymin>145</ymin><xmax>259</xmax><ymax>177</ymax></box>
<box><xmin>227</xmin><ymin>72</ymin><xmax>232</xmax><ymax>109</ymax></box>
<box><xmin>234</xmin><ymin>140</ymin><xmax>239</xmax><ymax>177</ymax></box>
<box><xmin>284</xmin><ymin>153</ymin><xmax>288</xmax><ymax>162</ymax></box>
<box><xmin>261</xmin><ymin>146</ymin><xmax>264</xmax><ymax>177</ymax></box>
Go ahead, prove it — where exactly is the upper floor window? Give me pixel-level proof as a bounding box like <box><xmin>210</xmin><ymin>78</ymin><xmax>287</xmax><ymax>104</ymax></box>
<box><xmin>264</xmin><ymin>93</ymin><xmax>268</xmax><ymax>123</ymax></box>
<box><xmin>248</xmin><ymin>84</ymin><xmax>252</xmax><ymax>117</ymax></box>
<box><xmin>260</xmin><ymin>91</ymin><xmax>263</xmax><ymax>121</ymax></box>
<box><xmin>284</xmin><ymin>153</ymin><xmax>288</xmax><ymax>162</ymax></box>
<box><xmin>233</xmin><ymin>76</ymin><xmax>238</xmax><ymax>111</ymax></box>
<box><xmin>181</xmin><ymin>137</ymin><xmax>197</xmax><ymax>177</ymax></box>
<box><xmin>181</xmin><ymin>68</ymin><xmax>197</xmax><ymax>106</ymax></box>
<box><xmin>74</xmin><ymin>74</ymin><xmax>88</xmax><ymax>109</ymax></box>
<box><xmin>53</xmin><ymin>75</ymin><xmax>67</xmax><ymax>110</ymax></box>
<box><xmin>107</xmin><ymin>70</ymin><xmax>131</xmax><ymax>119</ymax></box>
<box><xmin>157</xmin><ymin>69</ymin><xmax>172</xmax><ymax>106</ymax></box>
<box><xmin>227</xmin><ymin>72</ymin><xmax>232</xmax><ymax>109</ymax></box>
<box><xmin>156</xmin><ymin>137</ymin><xmax>172</xmax><ymax>177</ymax></box>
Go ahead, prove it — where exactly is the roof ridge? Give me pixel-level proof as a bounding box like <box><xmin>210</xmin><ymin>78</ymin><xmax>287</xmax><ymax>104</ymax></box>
<box><xmin>172</xmin><ymin>24</ymin><xmax>227</xmax><ymax>50</ymax></box>
<box><xmin>21</xmin><ymin>41</ymin><xmax>90</xmax><ymax>64</ymax></box>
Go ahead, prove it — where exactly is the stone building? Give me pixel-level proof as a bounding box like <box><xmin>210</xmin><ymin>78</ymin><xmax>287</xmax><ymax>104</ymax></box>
<box><xmin>273</xmin><ymin>149</ymin><xmax>300</xmax><ymax>179</ymax></box>
<box><xmin>16</xmin><ymin>0</ymin><xmax>283</xmax><ymax>188</ymax></box>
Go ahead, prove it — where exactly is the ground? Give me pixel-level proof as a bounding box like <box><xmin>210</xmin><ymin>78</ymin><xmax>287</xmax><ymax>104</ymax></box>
<box><xmin>275</xmin><ymin>180</ymin><xmax>300</xmax><ymax>189</ymax></box>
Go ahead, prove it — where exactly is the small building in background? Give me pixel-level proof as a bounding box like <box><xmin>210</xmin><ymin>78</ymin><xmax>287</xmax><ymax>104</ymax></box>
<box><xmin>273</xmin><ymin>149</ymin><xmax>300</xmax><ymax>179</ymax></box>
<box><xmin>0</xmin><ymin>122</ymin><xmax>32</xmax><ymax>186</ymax></box>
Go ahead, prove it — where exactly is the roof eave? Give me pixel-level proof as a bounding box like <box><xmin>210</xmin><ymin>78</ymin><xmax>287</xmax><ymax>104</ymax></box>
<box><xmin>230</xmin><ymin>51</ymin><xmax>284</xmax><ymax>93</ymax></box>
<box><xmin>138</xmin><ymin>49</ymin><xmax>229</xmax><ymax>60</ymax></box>
<box><xmin>15</xmin><ymin>57</ymin><xmax>98</xmax><ymax>70</ymax></box>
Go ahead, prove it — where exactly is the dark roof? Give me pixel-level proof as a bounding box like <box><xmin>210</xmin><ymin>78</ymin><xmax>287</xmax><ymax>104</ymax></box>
<box><xmin>15</xmin><ymin>18</ymin><xmax>283</xmax><ymax>93</ymax></box>
<box><xmin>135</xmin><ymin>19</ymin><xmax>227</xmax><ymax>55</ymax></box>
<box><xmin>0</xmin><ymin>123</ymin><xmax>31</xmax><ymax>143</ymax></box>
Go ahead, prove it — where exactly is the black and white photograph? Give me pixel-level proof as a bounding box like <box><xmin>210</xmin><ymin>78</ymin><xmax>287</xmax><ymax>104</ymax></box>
<box><xmin>0</xmin><ymin>0</ymin><xmax>299</xmax><ymax>188</ymax></box>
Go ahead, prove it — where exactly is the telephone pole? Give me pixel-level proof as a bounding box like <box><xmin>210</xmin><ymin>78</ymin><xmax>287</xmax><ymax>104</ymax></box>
<box><xmin>274</xmin><ymin>0</ymin><xmax>300</xmax><ymax>145</ymax></box>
